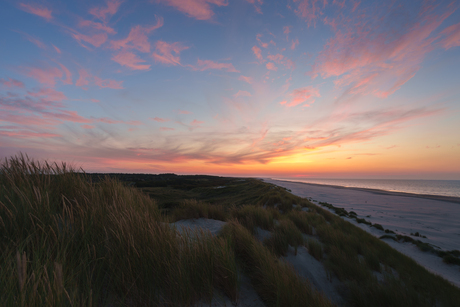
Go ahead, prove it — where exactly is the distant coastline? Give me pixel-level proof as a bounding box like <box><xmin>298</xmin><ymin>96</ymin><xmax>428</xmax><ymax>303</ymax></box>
<box><xmin>269</xmin><ymin>178</ymin><xmax>460</xmax><ymax>205</ymax></box>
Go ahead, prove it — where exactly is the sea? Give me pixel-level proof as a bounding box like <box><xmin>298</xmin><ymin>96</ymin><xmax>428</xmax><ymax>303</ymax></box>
<box><xmin>271</xmin><ymin>178</ymin><xmax>460</xmax><ymax>198</ymax></box>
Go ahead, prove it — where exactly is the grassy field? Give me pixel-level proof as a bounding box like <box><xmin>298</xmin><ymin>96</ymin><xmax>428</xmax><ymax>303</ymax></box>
<box><xmin>1</xmin><ymin>154</ymin><xmax>459</xmax><ymax>306</ymax></box>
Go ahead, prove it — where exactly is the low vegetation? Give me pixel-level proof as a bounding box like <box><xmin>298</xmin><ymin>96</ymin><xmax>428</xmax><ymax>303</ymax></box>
<box><xmin>317</xmin><ymin>201</ymin><xmax>460</xmax><ymax>263</ymax></box>
<box><xmin>1</xmin><ymin>154</ymin><xmax>459</xmax><ymax>306</ymax></box>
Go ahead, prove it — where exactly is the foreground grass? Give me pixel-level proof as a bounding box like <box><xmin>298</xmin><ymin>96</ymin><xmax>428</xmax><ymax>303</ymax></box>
<box><xmin>2</xmin><ymin>154</ymin><xmax>459</xmax><ymax>306</ymax></box>
<box><xmin>0</xmin><ymin>155</ymin><xmax>240</xmax><ymax>306</ymax></box>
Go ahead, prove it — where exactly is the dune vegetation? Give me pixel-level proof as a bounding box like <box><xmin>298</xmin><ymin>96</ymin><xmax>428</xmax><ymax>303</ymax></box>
<box><xmin>1</xmin><ymin>154</ymin><xmax>459</xmax><ymax>306</ymax></box>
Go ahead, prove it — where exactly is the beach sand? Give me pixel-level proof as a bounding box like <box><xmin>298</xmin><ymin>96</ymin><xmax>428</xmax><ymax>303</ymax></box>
<box><xmin>264</xmin><ymin>179</ymin><xmax>460</xmax><ymax>288</ymax></box>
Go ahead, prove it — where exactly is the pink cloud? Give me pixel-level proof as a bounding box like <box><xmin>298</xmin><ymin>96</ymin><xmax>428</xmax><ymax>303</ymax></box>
<box><xmin>178</xmin><ymin>109</ymin><xmax>191</xmax><ymax>114</ymax></box>
<box><xmin>0</xmin><ymin>129</ymin><xmax>59</xmax><ymax>138</ymax></box>
<box><xmin>152</xmin><ymin>41</ymin><xmax>188</xmax><ymax>66</ymax></box>
<box><xmin>16</xmin><ymin>31</ymin><xmax>47</xmax><ymax>49</ymax></box>
<box><xmin>234</xmin><ymin>90</ymin><xmax>252</xmax><ymax>97</ymax></box>
<box><xmin>160</xmin><ymin>127</ymin><xmax>175</xmax><ymax>131</ymax></box>
<box><xmin>112</xmin><ymin>51</ymin><xmax>151</xmax><ymax>70</ymax></box>
<box><xmin>94</xmin><ymin>76</ymin><xmax>124</xmax><ymax>89</ymax></box>
<box><xmin>81</xmin><ymin>125</ymin><xmax>95</xmax><ymax>129</ymax></box>
<box><xmin>71</xmin><ymin>32</ymin><xmax>108</xmax><ymax>48</ymax></box>
<box><xmin>266</xmin><ymin>62</ymin><xmax>277</xmax><ymax>71</ymax></box>
<box><xmin>79</xmin><ymin>19</ymin><xmax>117</xmax><ymax>34</ymax></box>
<box><xmin>89</xmin><ymin>0</ymin><xmax>122</xmax><ymax>22</ymax></box>
<box><xmin>283</xmin><ymin>26</ymin><xmax>291</xmax><ymax>35</ymax></box>
<box><xmin>191</xmin><ymin>119</ymin><xmax>204</xmax><ymax>125</ymax></box>
<box><xmin>291</xmin><ymin>38</ymin><xmax>299</xmax><ymax>50</ymax></box>
<box><xmin>267</xmin><ymin>54</ymin><xmax>284</xmax><ymax>62</ymax></box>
<box><xmin>97</xmin><ymin>117</ymin><xmax>122</xmax><ymax>124</ymax></box>
<box><xmin>311</xmin><ymin>4</ymin><xmax>453</xmax><ymax>98</ymax></box>
<box><xmin>91</xmin><ymin>99</ymin><xmax>100</xmax><ymax>103</ymax></box>
<box><xmin>58</xmin><ymin>63</ymin><xmax>72</xmax><ymax>85</ymax></box>
<box><xmin>256</xmin><ymin>34</ymin><xmax>269</xmax><ymax>48</ymax></box>
<box><xmin>0</xmin><ymin>78</ymin><xmax>25</xmax><ymax>88</ymax></box>
<box><xmin>157</xmin><ymin>0</ymin><xmax>228</xmax><ymax>20</ymax></box>
<box><xmin>52</xmin><ymin>45</ymin><xmax>61</xmax><ymax>53</ymax></box>
<box><xmin>252</xmin><ymin>46</ymin><xmax>264</xmax><ymax>62</ymax></box>
<box><xmin>266</xmin><ymin>54</ymin><xmax>295</xmax><ymax>70</ymax></box>
<box><xmin>151</xmin><ymin>117</ymin><xmax>170</xmax><ymax>122</ymax></box>
<box><xmin>195</xmin><ymin>59</ymin><xmax>239</xmax><ymax>72</ymax></box>
<box><xmin>22</xmin><ymin>66</ymin><xmax>63</xmax><ymax>87</ymax></box>
<box><xmin>111</xmin><ymin>19</ymin><xmax>164</xmax><ymax>52</ymax></box>
<box><xmin>281</xmin><ymin>86</ymin><xmax>320</xmax><ymax>107</ymax></box>
<box><xmin>76</xmin><ymin>69</ymin><xmax>91</xmax><ymax>87</ymax></box>
<box><xmin>245</xmin><ymin>0</ymin><xmax>263</xmax><ymax>14</ymax></box>
<box><xmin>238</xmin><ymin>75</ymin><xmax>253</xmax><ymax>84</ymax></box>
<box><xmin>76</xmin><ymin>69</ymin><xmax>123</xmax><ymax>89</ymax></box>
<box><xmin>292</xmin><ymin>0</ymin><xmax>325</xmax><ymax>27</ymax></box>
<box><xmin>439</xmin><ymin>22</ymin><xmax>460</xmax><ymax>49</ymax></box>
<box><xmin>43</xmin><ymin>110</ymin><xmax>92</xmax><ymax>123</ymax></box>
<box><xmin>19</xmin><ymin>3</ymin><xmax>52</xmax><ymax>21</ymax></box>
<box><xmin>28</xmin><ymin>88</ymin><xmax>67</xmax><ymax>102</ymax></box>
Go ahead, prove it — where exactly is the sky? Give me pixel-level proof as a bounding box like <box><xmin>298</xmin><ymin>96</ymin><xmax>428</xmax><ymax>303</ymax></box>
<box><xmin>1</xmin><ymin>0</ymin><xmax>460</xmax><ymax>179</ymax></box>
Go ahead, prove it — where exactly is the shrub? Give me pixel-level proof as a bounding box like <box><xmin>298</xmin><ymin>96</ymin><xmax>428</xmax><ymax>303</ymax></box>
<box><xmin>307</xmin><ymin>239</ymin><xmax>323</xmax><ymax>261</ymax></box>
<box><xmin>443</xmin><ymin>255</ymin><xmax>460</xmax><ymax>265</ymax></box>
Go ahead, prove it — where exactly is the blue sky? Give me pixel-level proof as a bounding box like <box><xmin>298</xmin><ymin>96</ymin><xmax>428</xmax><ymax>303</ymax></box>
<box><xmin>1</xmin><ymin>0</ymin><xmax>460</xmax><ymax>178</ymax></box>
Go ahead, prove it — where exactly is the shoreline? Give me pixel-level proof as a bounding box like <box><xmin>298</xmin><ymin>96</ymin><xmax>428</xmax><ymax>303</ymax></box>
<box><xmin>270</xmin><ymin>178</ymin><xmax>460</xmax><ymax>205</ymax></box>
<box><xmin>265</xmin><ymin>178</ymin><xmax>460</xmax><ymax>287</ymax></box>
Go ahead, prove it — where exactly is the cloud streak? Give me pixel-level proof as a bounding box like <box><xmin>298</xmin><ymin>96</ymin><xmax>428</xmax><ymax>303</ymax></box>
<box><xmin>157</xmin><ymin>0</ymin><xmax>228</xmax><ymax>20</ymax></box>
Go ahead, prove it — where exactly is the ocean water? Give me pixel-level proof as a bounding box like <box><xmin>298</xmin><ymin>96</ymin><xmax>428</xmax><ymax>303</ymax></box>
<box><xmin>272</xmin><ymin>178</ymin><xmax>460</xmax><ymax>198</ymax></box>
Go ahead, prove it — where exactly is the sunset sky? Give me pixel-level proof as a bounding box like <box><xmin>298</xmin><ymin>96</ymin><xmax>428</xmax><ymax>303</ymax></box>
<box><xmin>1</xmin><ymin>0</ymin><xmax>460</xmax><ymax>179</ymax></box>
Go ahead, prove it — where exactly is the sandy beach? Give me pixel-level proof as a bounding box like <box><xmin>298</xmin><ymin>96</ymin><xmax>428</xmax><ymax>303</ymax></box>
<box><xmin>264</xmin><ymin>179</ymin><xmax>460</xmax><ymax>288</ymax></box>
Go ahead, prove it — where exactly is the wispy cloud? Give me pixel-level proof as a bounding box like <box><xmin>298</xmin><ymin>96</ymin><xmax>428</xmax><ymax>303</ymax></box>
<box><xmin>234</xmin><ymin>90</ymin><xmax>252</xmax><ymax>97</ymax></box>
<box><xmin>238</xmin><ymin>75</ymin><xmax>253</xmax><ymax>84</ymax></box>
<box><xmin>280</xmin><ymin>86</ymin><xmax>320</xmax><ymax>107</ymax></box>
<box><xmin>79</xmin><ymin>19</ymin><xmax>117</xmax><ymax>34</ymax></box>
<box><xmin>245</xmin><ymin>0</ymin><xmax>263</xmax><ymax>14</ymax></box>
<box><xmin>52</xmin><ymin>45</ymin><xmax>61</xmax><ymax>53</ymax></box>
<box><xmin>194</xmin><ymin>59</ymin><xmax>239</xmax><ymax>72</ymax></box>
<box><xmin>252</xmin><ymin>46</ymin><xmax>264</xmax><ymax>62</ymax></box>
<box><xmin>21</xmin><ymin>65</ymin><xmax>63</xmax><ymax>87</ymax></box>
<box><xmin>266</xmin><ymin>62</ymin><xmax>277</xmax><ymax>71</ymax></box>
<box><xmin>152</xmin><ymin>41</ymin><xmax>188</xmax><ymax>66</ymax></box>
<box><xmin>292</xmin><ymin>0</ymin><xmax>326</xmax><ymax>27</ymax></box>
<box><xmin>94</xmin><ymin>76</ymin><xmax>124</xmax><ymax>89</ymax></box>
<box><xmin>75</xmin><ymin>69</ymin><xmax>124</xmax><ymax>89</ymax></box>
<box><xmin>112</xmin><ymin>51</ymin><xmax>151</xmax><ymax>70</ymax></box>
<box><xmin>439</xmin><ymin>22</ymin><xmax>460</xmax><ymax>49</ymax></box>
<box><xmin>89</xmin><ymin>0</ymin><xmax>123</xmax><ymax>22</ymax></box>
<box><xmin>311</xmin><ymin>3</ymin><xmax>453</xmax><ymax>99</ymax></box>
<box><xmin>28</xmin><ymin>87</ymin><xmax>67</xmax><ymax>102</ymax></box>
<box><xmin>0</xmin><ymin>78</ymin><xmax>25</xmax><ymax>88</ymax></box>
<box><xmin>19</xmin><ymin>3</ymin><xmax>52</xmax><ymax>21</ymax></box>
<box><xmin>156</xmin><ymin>0</ymin><xmax>228</xmax><ymax>20</ymax></box>
<box><xmin>15</xmin><ymin>31</ymin><xmax>47</xmax><ymax>49</ymax></box>
<box><xmin>151</xmin><ymin>117</ymin><xmax>170</xmax><ymax>122</ymax></box>
<box><xmin>71</xmin><ymin>32</ymin><xmax>108</xmax><ymax>48</ymax></box>
<box><xmin>111</xmin><ymin>19</ymin><xmax>164</xmax><ymax>52</ymax></box>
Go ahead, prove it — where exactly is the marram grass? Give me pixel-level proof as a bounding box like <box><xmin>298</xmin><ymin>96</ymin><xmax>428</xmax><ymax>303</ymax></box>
<box><xmin>2</xmin><ymin>154</ymin><xmax>460</xmax><ymax>307</ymax></box>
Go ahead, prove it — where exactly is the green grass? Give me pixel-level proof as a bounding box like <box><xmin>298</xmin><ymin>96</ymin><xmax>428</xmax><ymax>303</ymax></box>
<box><xmin>2</xmin><ymin>154</ymin><xmax>460</xmax><ymax>306</ymax></box>
<box><xmin>264</xmin><ymin>219</ymin><xmax>304</xmax><ymax>256</ymax></box>
<box><xmin>0</xmin><ymin>154</ymin><xmax>239</xmax><ymax>306</ymax></box>
<box><xmin>221</xmin><ymin>221</ymin><xmax>333</xmax><ymax>307</ymax></box>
